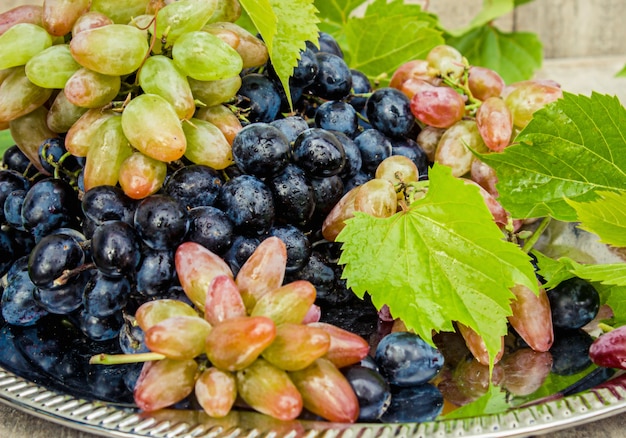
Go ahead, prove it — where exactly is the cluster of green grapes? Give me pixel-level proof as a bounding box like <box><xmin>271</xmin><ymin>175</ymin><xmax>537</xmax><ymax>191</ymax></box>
<box><xmin>100</xmin><ymin>236</ymin><xmax>369</xmax><ymax>422</ymax></box>
<box><xmin>0</xmin><ymin>0</ymin><xmax>259</xmax><ymax>199</ymax></box>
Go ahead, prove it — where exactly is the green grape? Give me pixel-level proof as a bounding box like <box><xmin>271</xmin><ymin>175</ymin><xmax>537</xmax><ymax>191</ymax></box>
<box><xmin>83</xmin><ymin>115</ymin><xmax>133</xmax><ymax>190</ymax></box>
<box><xmin>9</xmin><ymin>106</ymin><xmax>58</xmax><ymax>174</ymax></box>
<box><xmin>135</xmin><ymin>299</ymin><xmax>199</xmax><ymax>332</ymax></box>
<box><xmin>426</xmin><ymin>44</ymin><xmax>465</xmax><ymax>80</ymax></box>
<box><xmin>261</xmin><ymin>323</ymin><xmax>331</xmax><ymax>371</ymax></box>
<box><xmin>194</xmin><ymin>104</ymin><xmax>242</xmax><ymax>145</ymax></box>
<box><xmin>188</xmin><ymin>75</ymin><xmax>241</xmax><ymax>107</ymax></box>
<box><xmin>118</xmin><ymin>151</ymin><xmax>168</xmax><ymax>200</ymax></box>
<box><xmin>89</xmin><ymin>0</ymin><xmax>150</xmax><ymax>24</ymax></box>
<box><xmin>416</xmin><ymin>125</ymin><xmax>445</xmax><ymax>162</ymax></box>
<box><xmin>0</xmin><ymin>67</ymin><xmax>53</xmax><ymax>123</ymax></box>
<box><xmin>25</xmin><ymin>44</ymin><xmax>81</xmax><ymax>89</ymax></box>
<box><xmin>0</xmin><ymin>5</ymin><xmax>43</xmax><ymax>36</ymax></box>
<box><xmin>172</xmin><ymin>31</ymin><xmax>243</xmax><ymax>81</ymax></box>
<box><xmin>144</xmin><ymin>315</ymin><xmax>212</xmax><ymax>360</ymax></box>
<box><xmin>0</xmin><ymin>23</ymin><xmax>52</xmax><ymax>70</ymax></box>
<box><xmin>64</xmin><ymin>107</ymin><xmax>116</xmax><ymax>157</ymax></box>
<box><xmin>375</xmin><ymin>155</ymin><xmax>420</xmax><ymax>189</ymax></box>
<box><xmin>153</xmin><ymin>0</ymin><xmax>218</xmax><ymax>53</ymax></box>
<box><xmin>236</xmin><ymin>358</ymin><xmax>303</xmax><ymax>421</ymax></box>
<box><xmin>504</xmin><ymin>80</ymin><xmax>563</xmax><ymax>129</ymax></box>
<box><xmin>121</xmin><ymin>93</ymin><xmax>186</xmax><ymax>162</ymax></box>
<box><xmin>250</xmin><ymin>280</ymin><xmax>317</xmax><ymax>326</ymax></box>
<box><xmin>42</xmin><ymin>0</ymin><xmax>90</xmax><ymax>37</ymax></box>
<box><xmin>207</xmin><ymin>0</ymin><xmax>242</xmax><ymax>23</ymax></box>
<box><xmin>71</xmin><ymin>11</ymin><xmax>114</xmax><ymax>35</ymax></box>
<box><xmin>204</xmin><ymin>22</ymin><xmax>269</xmax><ymax>69</ymax></box>
<box><xmin>182</xmin><ymin>117</ymin><xmax>233</xmax><ymax>170</ymax></box>
<box><xmin>134</xmin><ymin>358</ymin><xmax>198</xmax><ymax>412</ymax></box>
<box><xmin>138</xmin><ymin>55</ymin><xmax>195</xmax><ymax>120</ymax></box>
<box><xmin>195</xmin><ymin>367</ymin><xmax>237</xmax><ymax>418</ymax></box>
<box><xmin>69</xmin><ymin>24</ymin><xmax>149</xmax><ymax>76</ymax></box>
<box><xmin>64</xmin><ymin>67</ymin><xmax>121</xmax><ymax>108</ymax></box>
<box><xmin>46</xmin><ymin>90</ymin><xmax>89</xmax><ymax>134</ymax></box>
<box><xmin>205</xmin><ymin>316</ymin><xmax>276</xmax><ymax>371</ymax></box>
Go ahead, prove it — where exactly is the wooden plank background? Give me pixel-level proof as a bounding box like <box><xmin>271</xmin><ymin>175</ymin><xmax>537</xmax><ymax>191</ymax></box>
<box><xmin>2</xmin><ymin>0</ymin><xmax>626</xmax><ymax>59</ymax></box>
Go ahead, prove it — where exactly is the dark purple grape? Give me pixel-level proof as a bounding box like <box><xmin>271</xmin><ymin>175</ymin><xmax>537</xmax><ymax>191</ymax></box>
<box><xmin>34</xmin><ymin>270</ymin><xmax>90</xmax><ymax>314</ymax></box>
<box><xmin>311</xmin><ymin>175</ymin><xmax>344</xmax><ymax>217</ymax></box>
<box><xmin>550</xmin><ymin>329</ymin><xmax>594</xmax><ymax>375</ymax></box>
<box><xmin>0</xmin><ymin>229</ymin><xmax>15</xmax><ymax>277</ymax></box>
<box><xmin>269</xmin><ymin>46</ymin><xmax>319</xmax><ymax>89</ymax></box>
<box><xmin>27</xmin><ymin>232</ymin><xmax>85</xmax><ymax>289</ymax></box>
<box><xmin>353</xmin><ymin>129</ymin><xmax>393</xmax><ymax>175</ymax></box>
<box><xmin>119</xmin><ymin>316</ymin><xmax>150</xmax><ymax>354</ymax></box>
<box><xmin>91</xmin><ymin>220</ymin><xmax>141</xmax><ymax>278</ymax></box>
<box><xmin>4</xmin><ymin>189</ymin><xmax>27</xmax><ymax>230</ymax></box>
<box><xmin>81</xmin><ymin>185</ymin><xmax>137</xmax><ymax>225</ymax></box>
<box><xmin>237</xmin><ymin>73</ymin><xmax>282</xmax><ymax>123</ymax></box>
<box><xmin>343</xmin><ymin>170</ymin><xmax>371</xmax><ymax>193</ymax></box>
<box><xmin>293</xmin><ymin>128</ymin><xmax>346</xmax><ymax>177</ymax></box>
<box><xmin>2</xmin><ymin>145</ymin><xmax>34</xmax><ymax>174</ymax></box>
<box><xmin>374</xmin><ymin>331</ymin><xmax>444</xmax><ymax>387</ymax></box>
<box><xmin>268</xmin><ymin>224</ymin><xmax>312</xmax><ymax>273</ymax></box>
<box><xmin>223</xmin><ymin>235</ymin><xmax>261</xmax><ymax>276</ymax></box>
<box><xmin>186</xmin><ymin>206</ymin><xmax>234</xmax><ymax>255</ymax></box>
<box><xmin>133</xmin><ymin>194</ymin><xmax>189</xmax><ymax>250</ymax></box>
<box><xmin>135</xmin><ymin>247</ymin><xmax>176</xmax><ymax>297</ymax></box>
<box><xmin>315</xmin><ymin>101</ymin><xmax>359</xmax><ymax>138</ymax></box>
<box><xmin>77</xmin><ymin>308</ymin><xmax>124</xmax><ymax>342</ymax></box>
<box><xmin>232</xmin><ymin>123</ymin><xmax>291</xmax><ymax>178</ymax></box>
<box><xmin>270</xmin><ymin>116</ymin><xmax>310</xmax><ymax>144</ymax></box>
<box><xmin>307</xmin><ymin>32</ymin><xmax>344</xmax><ymax>58</ymax></box>
<box><xmin>343</xmin><ymin>364</ymin><xmax>391</xmax><ymax>421</ymax></box>
<box><xmin>307</xmin><ymin>52</ymin><xmax>352</xmax><ymax>100</ymax></box>
<box><xmin>38</xmin><ymin>137</ymin><xmax>80</xmax><ymax>174</ymax></box>
<box><xmin>348</xmin><ymin>69</ymin><xmax>372</xmax><ymax>111</ymax></box>
<box><xmin>366</xmin><ymin>87</ymin><xmax>415</xmax><ymax>138</ymax></box>
<box><xmin>218</xmin><ymin>174</ymin><xmax>275</xmax><ymax>236</ymax></box>
<box><xmin>83</xmin><ymin>271</ymin><xmax>131</xmax><ymax>317</ymax></box>
<box><xmin>333</xmin><ymin>131</ymin><xmax>362</xmax><ymax>179</ymax></box>
<box><xmin>164</xmin><ymin>164</ymin><xmax>223</xmax><ymax>209</ymax></box>
<box><xmin>0</xmin><ymin>169</ymin><xmax>30</xmax><ymax>223</ymax></box>
<box><xmin>1</xmin><ymin>269</ymin><xmax>48</xmax><ymax>326</ymax></box>
<box><xmin>547</xmin><ymin>277</ymin><xmax>600</xmax><ymax>330</ymax></box>
<box><xmin>379</xmin><ymin>383</ymin><xmax>444</xmax><ymax>423</ymax></box>
<box><xmin>268</xmin><ymin>163</ymin><xmax>316</xmax><ymax>226</ymax></box>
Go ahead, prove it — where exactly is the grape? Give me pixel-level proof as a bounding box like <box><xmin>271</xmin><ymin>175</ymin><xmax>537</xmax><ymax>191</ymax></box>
<box><xmin>315</xmin><ymin>101</ymin><xmax>359</xmax><ymax>138</ymax></box>
<box><xmin>250</xmin><ymin>280</ymin><xmax>317</xmax><ymax>325</ymax></box>
<box><xmin>218</xmin><ymin>174</ymin><xmax>275</xmax><ymax>236</ymax></box>
<box><xmin>138</xmin><ymin>55</ymin><xmax>195</xmax><ymax>120</ymax></box>
<box><xmin>547</xmin><ymin>277</ymin><xmax>600</xmax><ymax>330</ymax></box>
<box><xmin>134</xmin><ymin>358</ymin><xmax>198</xmax><ymax>412</ymax></box>
<box><xmin>46</xmin><ymin>91</ymin><xmax>89</xmax><ymax>134</ymax></box>
<box><xmin>37</xmin><ymin>137</ymin><xmax>78</xmax><ymax>175</ymax></box>
<box><xmin>416</xmin><ymin>125</ymin><xmax>445</xmax><ymax>162</ymax></box>
<box><xmin>135</xmin><ymin>248</ymin><xmax>176</xmax><ymax>298</ymax></box>
<box><xmin>0</xmin><ymin>5</ymin><xmax>43</xmax><ymax>36</ymax></box>
<box><xmin>501</xmin><ymin>348</ymin><xmax>553</xmax><ymax>396</ymax></box>
<box><xmin>236</xmin><ymin>73</ymin><xmax>282</xmax><ymax>123</ymax></box>
<box><xmin>118</xmin><ymin>151</ymin><xmax>168</xmax><ymax>200</ymax></box>
<box><xmin>183</xmin><ymin>117</ymin><xmax>234</xmax><ymax>170</ymax></box>
<box><xmin>194</xmin><ymin>104</ymin><xmax>242</xmax><ymax>145</ymax></box>
<box><xmin>0</xmin><ymin>229</ymin><xmax>16</xmax><ymax>277</ymax></box>
<box><xmin>475</xmin><ymin>96</ymin><xmax>513</xmax><ymax>152</ymax></box>
<box><xmin>90</xmin><ymin>220</ymin><xmax>141</xmax><ymax>277</ymax></box>
<box><xmin>186</xmin><ymin>206</ymin><xmax>234</xmax><ymax>255</ymax></box>
<box><xmin>365</xmin><ymin>88</ymin><xmax>415</xmax><ymax>138</ymax></box>
<box><xmin>205</xmin><ymin>22</ymin><xmax>269</xmax><ymax>69</ymax></box>
<box><xmin>389</xmin><ymin>59</ymin><xmax>435</xmax><ymax>91</ymax></box>
<box><xmin>268</xmin><ymin>164</ymin><xmax>316</xmax><ymax>226</ymax></box>
<box><xmin>134</xmin><ymin>299</ymin><xmax>199</xmax><ymax>332</ymax></box>
<box><xmin>308</xmin><ymin>52</ymin><xmax>352</xmax><ymax>100</ymax></box>
<box><xmin>380</xmin><ymin>383</ymin><xmax>443</xmax><ymax>423</ymax></box>
<box><xmin>426</xmin><ymin>44</ymin><xmax>465</xmax><ymax>80</ymax></box>
<box><xmin>375</xmin><ymin>155</ymin><xmax>419</xmax><ymax>190</ymax></box>
<box><xmin>261</xmin><ymin>323</ymin><xmax>330</xmax><ymax>371</ymax></box>
<box><xmin>172</xmin><ymin>30</ymin><xmax>243</xmax><ymax>81</ymax></box>
<box><xmin>268</xmin><ymin>224</ymin><xmax>312</xmax><ymax>273</ymax></box>
<box><xmin>508</xmin><ymin>283</ymin><xmax>554</xmax><ymax>352</ymax></box>
<box><xmin>42</xmin><ymin>0</ymin><xmax>90</xmax><ymax>36</ymax></box>
<box><xmin>0</xmin><ymin>169</ymin><xmax>30</xmax><ymax>223</ymax></box>
<box><xmin>1</xmin><ymin>268</ymin><xmax>48</xmax><ymax>326</ymax></box>
<box><xmin>457</xmin><ymin>322</ymin><xmax>505</xmax><ymax>366</ymax></box>
<box><xmin>0</xmin><ymin>23</ymin><xmax>52</xmax><ymax>71</ymax></box>
<box><xmin>347</xmin><ymin>69</ymin><xmax>372</xmax><ymax>111</ymax></box>
<box><xmin>4</xmin><ymin>189</ymin><xmax>27</xmax><ymax>230</ymax></box>
<box><xmin>222</xmin><ymin>235</ymin><xmax>261</xmax><ymax>276</ymax></box>
<box><xmin>71</xmin><ymin>11</ymin><xmax>113</xmax><ymax>35</ymax></box>
<box><xmin>121</xmin><ymin>93</ymin><xmax>186</xmax><ymax>163</ymax></box>
<box><xmin>10</xmin><ymin>106</ymin><xmax>58</xmax><ymax>174</ymax></box>
<box><xmin>2</xmin><ymin>145</ymin><xmax>33</xmax><ymax>174</ymax></box>
<box><xmin>343</xmin><ymin>364</ymin><xmax>391</xmax><ymax>421</ymax></box>
<box><xmin>133</xmin><ymin>194</ymin><xmax>189</xmax><ymax>250</ymax></box>
<box><xmin>145</xmin><ymin>315</ymin><xmax>212</xmax><ymax>360</ymax></box>
<box><xmin>195</xmin><ymin>367</ymin><xmax>237</xmax><ymax>418</ymax></box>
<box><xmin>64</xmin><ymin>65</ymin><xmax>122</xmax><ymax>108</ymax></box>
<box><xmin>467</xmin><ymin>66</ymin><xmax>505</xmax><ymax>101</ymax></box>
<box><xmin>64</xmin><ymin>107</ymin><xmax>116</xmax><ymax>157</ymax></box>
<box><xmin>27</xmin><ymin>232</ymin><xmax>85</xmax><ymax>289</ymax></box>
<box><xmin>353</xmin><ymin>129</ymin><xmax>392</xmax><ymax>175</ymax></box>
<box><xmin>232</xmin><ymin>123</ymin><xmax>291</xmax><ymax>178</ymax></box>
<box><xmin>35</xmin><ymin>270</ymin><xmax>90</xmax><ymax>314</ymax></box>
<box><xmin>434</xmin><ymin>119</ymin><xmax>486</xmax><ymax>177</ymax></box>
<box><xmin>1</xmin><ymin>67</ymin><xmax>53</xmax><ymax>123</ymax></box>
<box><xmin>153</xmin><ymin>0</ymin><xmax>218</xmax><ymax>52</ymax></box>
<box><xmin>410</xmin><ymin>85</ymin><xmax>465</xmax><ymax>129</ymax></box>
<box><xmin>589</xmin><ymin>325</ymin><xmax>626</xmax><ymax>369</ymax></box>
<box><xmin>188</xmin><ymin>75</ymin><xmax>242</xmax><ymax>107</ymax></box>
<box><xmin>81</xmin><ymin>184</ymin><xmax>136</xmax><ymax>225</ymax></box>
<box><xmin>550</xmin><ymin>329</ymin><xmax>594</xmax><ymax>375</ymax></box>
<box><xmin>504</xmin><ymin>80</ymin><xmax>564</xmax><ymax>129</ymax></box>
<box><xmin>270</xmin><ymin>46</ymin><xmax>318</xmax><ymax>89</ymax></box>
<box><xmin>25</xmin><ymin>44</ymin><xmax>81</xmax><ymax>89</ymax></box>
<box><xmin>204</xmin><ymin>275</ymin><xmax>247</xmax><ymax>325</ymax></box>
<box><xmin>163</xmin><ymin>164</ymin><xmax>223</xmax><ymax>210</ymax></box>
<box><xmin>390</xmin><ymin>137</ymin><xmax>429</xmax><ymax>180</ymax></box>
<box><xmin>69</xmin><ymin>24</ymin><xmax>148</xmax><ymax>76</ymax></box>
<box><xmin>82</xmin><ymin>271</ymin><xmax>131</xmax><ymax>318</ymax></box>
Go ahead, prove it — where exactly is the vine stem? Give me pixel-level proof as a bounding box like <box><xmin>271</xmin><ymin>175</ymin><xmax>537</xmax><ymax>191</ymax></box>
<box><xmin>521</xmin><ymin>216</ymin><xmax>552</xmax><ymax>253</ymax></box>
<box><xmin>89</xmin><ymin>352</ymin><xmax>166</xmax><ymax>365</ymax></box>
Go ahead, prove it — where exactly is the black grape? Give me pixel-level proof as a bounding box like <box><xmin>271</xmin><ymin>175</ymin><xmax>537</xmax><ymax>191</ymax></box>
<box><xmin>353</xmin><ymin>129</ymin><xmax>393</xmax><ymax>175</ymax></box>
<box><xmin>315</xmin><ymin>100</ymin><xmax>359</xmax><ymax>138</ymax></box>
<box><xmin>379</xmin><ymin>383</ymin><xmax>444</xmax><ymax>423</ymax></box>
<box><xmin>82</xmin><ymin>271</ymin><xmax>131</xmax><ymax>317</ymax></box>
<box><xmin>343</xmin><ymin>364</ymin><xmax>391</xmax><ymax>421</ymax></box>
<box><xmin>218</xmin><ymin>174</ymin><xmax>275</xmax><ymax>236</ymax></box>
<box><xmin>90</xmin><ymin>220</ymin><xmax>141</xmax><ymax>278</ymax></box>
<box><xmin>268</xmin><ymin>163</ymin><xmax>316</xmax><ymax>226</ymax></box>
<box><xmin>81</xmin><ymin>185</ymin><xmax>137</xmax><ymax>225</ymax></box>
<box><xmin>135</xmin><ymin>247</ymin><xmax>176</xmax><ymax>297</ymax></box>
<box><xmin>232</xmin><ymin>123</ymin><xmax>291</xmax><ymax>178</ymax></box>
<box><xmin>133</xmin><ymin>194</ymin><xmax>189</xmax><ymax>250</ymax></box>
<box><xmin>293</xmin><ymin>128</ymin><xmax>346</xmax><ymax>177</ymax></box>
<box><xmin>307</xmin><ymin>52</ymin><xmax>352</xmax><ymax>100</ymax></box>
<box><xmin>163</xmin><ymin>164</ymin><xmax>223</xmax><ymax>209</ymax></box>
<box><xmin>366</xmin><ymin>87</ymin><xmax>415</xmax><ymax>138</ymax></box>
<box><xmin>237</xmin><ymin>73</ymin><xmax>282</xmax><ymax>123</ymax></box>
<box><xmin>186</xmin><ymin>206</ymin><xmax>234</xmax><ymax>255</ymax></box>
<box><xmin>268</xmin><ymin>224</ymin><xmax>312</xmax><ymax>273</ymax></box>
<box><xmin>27</xmin><ymin>232</ymin><xmax>85</xmax><ymax>289</ymax></box>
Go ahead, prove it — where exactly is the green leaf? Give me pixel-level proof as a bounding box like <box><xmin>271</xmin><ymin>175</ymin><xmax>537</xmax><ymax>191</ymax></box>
<box><xmin>479</xmin><ymin>92</ymin><xmax>626</xmax><ymax>221</ymax></box>
<box><xmin>336</xmin><ymin>164</ymin><xmax>537</xmax><ymax>366</ymax></box>
<box><xmin>616</xmin><ymin>63</ymin><xmax>626</xmax><ymax>78</ymax></box>
<box><xmin>443</xmin><ymin>384</ymin><xmax>509</xmax><ymax>419</ymax></box>
<box><xmin>447</xmin><ymin>0</ymin><xmax>516</xmax><ymax>37</ymax></box>
<box><xmin>447</xmin><ymin>25</ymin><xmax>542</xmax><ymax>83</ymax></box>
<box><xmin>239</xmin><ymin>0</ymin><xmax>320</xmax><ymax>109</ymax></box>
<box><xmin>531</xmin><ymin>251</ymin><xmax>578</xmax><ymax>289</ymax></box>
<box><xmin>0</xmin><ymin>130</ymin><xmax>14</xmax><ymax>156</ymax></box>
<box><xmin>570</xmin><ymin>262</ymin><xmax>626</xmax><ymax>287</ymax></box>
<box><xmin>567</xmin><ymin>191</ymin><xmax>626</xmax><ymax>247</ymax></box>
<box><xmin>595</xmin><ymin>283</ymin><xmax>626</xmax><ymax>327</ymax></box>
<box><xmin>344</xmin><ymin>11</ymin><xmax>443</xmax><ymax>86</ymax></box>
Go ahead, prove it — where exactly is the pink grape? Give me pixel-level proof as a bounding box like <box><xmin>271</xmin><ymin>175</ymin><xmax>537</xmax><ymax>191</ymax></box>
<box><xmin>410</xmin><ymin>86</ymin><xmax>465</xmax><ymax>128</ymax></box>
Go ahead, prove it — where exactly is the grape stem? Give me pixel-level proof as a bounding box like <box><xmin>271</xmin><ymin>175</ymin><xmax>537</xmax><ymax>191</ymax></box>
<box><xmin>521</xmin><ymin>216</ymin><xmax>552</xmax><ymax>253</ymax></box>
<box><xmin>52</xmin><ymin>262</ymin><xmax>96</xmax><ymax>287</ymax></box>
<box><xmin>89</xmin><ymin>352</ymin><xmax>166</xmax><ymax>365</ymax></box>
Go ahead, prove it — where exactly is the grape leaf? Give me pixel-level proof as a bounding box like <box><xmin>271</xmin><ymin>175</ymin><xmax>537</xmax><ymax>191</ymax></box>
<box><xmin>566</xmin><ymin>191</ymin><xmax>626</xmax><ymax>247</ymax></box>
<box><xmin>0</xmin><ymin>130</ymin><xmax>13</xmax><ymax>156</ymax></box>
<box><xmin>238</xmin><ymin>0</ymin><xmax>320</xmax><ymax>109</ymax></box>
<box><xmin>479</xmin><ymin>92</ymin><xmax>626</xmax><ymax>221</ymax></box>
<box><xmin>531</xmin><ymin>251</ymin><xmax>577</xmax><ymax>289</ymax></box>
<box><xmin>442</xmin><ymin>384</ymin><xmax>509</xmax><ymax>419</ymax></box>
<box><xmin>446</xmin><ymin>0</ymin><xmax>516</xmax><ymax>37</ymax></box>
<box><xmin>595</xmin><ymin>283</ymin><xmax>626</xmax><ymax>327</ymax></box>
<box><xmin>314</xmin><ymin>0</ymin><xmax>364</xmax><ymax>36</ymax></box>
<box><xmin>570</xmin><ymin>262</ymin><xmax>626</xmax><ymax>287</ymax></box>
<box><xmin>616</xmin><ymin>64</ymin><xmax>626</xmax><ymax>78</ymax></box>
<box><xmin>336</xmin><ymin>164</ymin><xmax>537</xmax><ymax>366</ymax></box>
<box><xmin>343</xmin><ymin>11</ymin><xmax>443</xmax><ymax>86</ymax></box>
<box><xmin>447</xmin><ymin>25</ymin><xmax>542</xmax><ymax>83</ymax></box>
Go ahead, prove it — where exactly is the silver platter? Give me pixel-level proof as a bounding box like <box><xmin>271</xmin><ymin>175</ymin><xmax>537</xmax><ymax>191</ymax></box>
<box><xmin>1</xmin><ymin>365</ymin><xmax>626</xmax><ymax>438</ymax></box>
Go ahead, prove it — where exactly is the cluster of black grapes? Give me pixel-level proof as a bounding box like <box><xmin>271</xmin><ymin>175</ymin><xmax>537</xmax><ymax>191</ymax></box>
<box><xmin>0</xmin><ymin>32</ymin><xmax>447</xmax><ymax>422</ymax></box>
